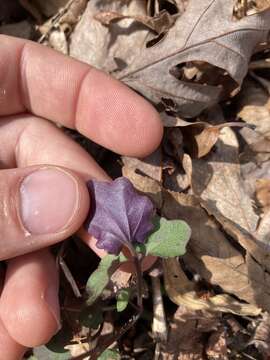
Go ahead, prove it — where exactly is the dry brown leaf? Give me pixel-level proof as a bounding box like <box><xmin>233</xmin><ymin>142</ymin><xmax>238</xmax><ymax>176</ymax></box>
<box><xmin>192</xmin><ymin>127</ymin><xmax>259</xmax><ymax>234</ymax></box>
<box><xmin>122</xmin><ymin>148</ymin><xmax>163</xmax><ymax>207</ymax></box>
<box><xmin>119</xmin><ymin>0</ymin><xmax>270</xmax><ymax>117</ymax></box>
<box><xmin>162</xmin><ymin>191</ymin><xmax>270</xmax><ymax>311</ymax></box>
<box><xmin>162</xmin><ymin>108</ymin><xmax>248</xmax><ymax>156</ymax></box>
<box><xmin>38</xmin><ymin>0</ymin><xmax>88</xmax><ymax>45</ymax></box>
<box><xmin>205</xmin><ymin>328</ymin><xmax>228</xmax><ymax>360</ymax></box>
<box><xmin>182</xmin><ymin>122</ymin><xmax>246</xmax><ymax>158</ymax></box>
<box><xmin>48</xmin><ymin>29</ymin><xmax>68</xmax><ymax>54</ymax></box>
<box><xmin>191</xmin><ymin>125</ymin><xmax>270</xmax><ymax>278</ymax></box>
<box><xmin>122</xmin><ymin>148</ymin><xmax>162</xmax><ymax>182</ymax></box>
<box><xmin>162</xmin><ymin>305</ymin><xmax>220</xmax><ymax>360</ymax></box>
<box><xmin>122</xmin><ymin>167</ymin><xmax>163</xmax><ymax>208</ymax></box>
<box><xmin>250</xmin><ymin>313</ymin><xmax>270</xmax><ymax>358</ymax></box>
<box><xmin>94</xmin><ymin>9</ymin><xmax>177</xmax><ymax>35</ymax></box>
<box><xmin>175</xmin><ymin>153</ymin><xmax>192</xmax><ymax>190</ymax></box>
<box><xmin>163</xmin><ymin>258</ymin><xmax>261</xmax><ymax>316</ymax></box>
<box><xmin>193</xmin><ymin>126</ymin><xmax>220</xmax><ymax>158</ymax></box>
<box><xmin>200</xmin><ymin>202</ymin><xmax>270</xmax><ymax>269</ymax></box>
<box><xmin>238</xmin><ymin>79</ymin><xmax>270</xmax><ymax>139</ymax></box>
<box><xmin>70</xmin><ymin>0</ymin><xmax>151</xmax><ymax>73</ymax></box>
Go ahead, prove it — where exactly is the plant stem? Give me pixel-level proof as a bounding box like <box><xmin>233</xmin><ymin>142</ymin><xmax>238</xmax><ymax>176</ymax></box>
<box><xmin>124</xmin><ymin>242</ymin><xmax>143</xmax><ymax>314</ymax></box>
<box><xmin>70</xmin><ymin>242</ymin><xmax>144</xmax><ymax>359</ymax></box>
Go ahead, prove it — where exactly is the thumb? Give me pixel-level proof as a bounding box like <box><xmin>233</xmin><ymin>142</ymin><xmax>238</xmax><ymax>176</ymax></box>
<box><xmin>0</xmin><ymin>165</ymin><xmax>89</xmax><ymax>260</ymax></box>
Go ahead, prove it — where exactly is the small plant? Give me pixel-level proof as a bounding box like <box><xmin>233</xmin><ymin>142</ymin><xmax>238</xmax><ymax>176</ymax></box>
<box><xmin>83</xmin><ymin>177</ymin><xmax>191</xmax><ymax>358</ymax></box>
<box><xmin>40</xmin><ymin>177</ymin><xmax>191</xmax><ymax>360</ymax></box>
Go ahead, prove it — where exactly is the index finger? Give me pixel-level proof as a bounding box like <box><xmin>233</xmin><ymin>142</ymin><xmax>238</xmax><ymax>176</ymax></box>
<box><xmin>0</xmin><ymin>35</ymin><xmax>163</xmax><ymax>157</ymax></box>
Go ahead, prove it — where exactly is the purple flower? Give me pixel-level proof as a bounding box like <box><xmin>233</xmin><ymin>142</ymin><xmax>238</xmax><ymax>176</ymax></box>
<box><xmin>85</xmin><ymin>177</ymin><xmax>155</xmax><ymax>255</ymax></box>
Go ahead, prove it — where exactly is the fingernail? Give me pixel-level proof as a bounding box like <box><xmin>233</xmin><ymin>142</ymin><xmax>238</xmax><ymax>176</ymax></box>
<box><xmin>20</xmin><ymin>168</ymin><xmax>78</xmax><ymax>235</ymax></box>
<box><xmin>44</xmin><ymin>285</ymin><xmax>61</xmax><ymax>332</ymax></box>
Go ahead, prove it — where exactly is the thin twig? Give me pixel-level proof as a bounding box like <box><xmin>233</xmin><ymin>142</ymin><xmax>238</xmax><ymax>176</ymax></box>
<box><xmin>57</xmin><ymin>244</ymin><xmax>82</xmax><ymax>298</ymax></box>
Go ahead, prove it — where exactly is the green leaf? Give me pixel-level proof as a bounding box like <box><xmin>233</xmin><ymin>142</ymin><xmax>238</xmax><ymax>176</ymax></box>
<box><xmin>98</xmin><ymin>349</ymin><xmax>121</xmax><ymax>360</ymax></box>
<box><xmin>33</xmin><ymin>327</ymin><xmax>72</xmax><ymax>359</ymax></box>
<box><xmin>144</xmin><ymin>217</ymin><xmax>191</xmax><ymax>258</ymax></box>
<box><xmin>116</xmin><ymin>288</ymin><xmax>130</xmax><ymax>312</ymax></box>
<box><xmin>33</xmin><ymin>346</ymin><xmax>71</xmax><ymax>360</ymax></box>
<box><xmin>33</xmin><ymin>327</ymin><xmax>72</xmax><ymax>360</ymax></box>
<box><xmin>86</xmin><ymin>254</ymin><xmax>120</xmax><ymax>305</ymax></box>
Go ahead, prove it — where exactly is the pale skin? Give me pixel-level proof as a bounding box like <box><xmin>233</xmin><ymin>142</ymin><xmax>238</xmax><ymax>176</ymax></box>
<box><xmin>0</xmin><ymin>35</ymin><xmax>163</xmax><ymax>359</ymax></box>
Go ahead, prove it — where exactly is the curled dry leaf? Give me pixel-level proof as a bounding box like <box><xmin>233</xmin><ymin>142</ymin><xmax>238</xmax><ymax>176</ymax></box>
<box><xmin>94</xmin><ymin>9</ymin><xmax>177</xmax><ymax>35</ymax></box>
<box><xmin>119</xmin><ymin>0</ymin><xmax>270</xmax><ymax>117</ymax></box>
<box><xmin>163</xmin><ymin>258</ymin><xmax>261</xmax><ymax>316</ymax></box>
<box><xmin>181</xmin><ymin>121</ymin><xmax>248</xmax><ymax>158</ymax></box>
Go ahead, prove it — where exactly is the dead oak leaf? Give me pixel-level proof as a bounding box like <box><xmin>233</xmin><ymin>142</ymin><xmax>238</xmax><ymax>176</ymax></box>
<box><xmin>192</xmin><ymin>127</ymin><xmax>259</xmax><ymax>234</ymax></box>
<box><xmin>119</xmin><ymin>0</ymin><xmax>270</xmax><ymax>117</ymax></box>
<box><xmin>161</xmin><ymin>191</ymin><xmax>270</xmax><ymax>310</ymax></box>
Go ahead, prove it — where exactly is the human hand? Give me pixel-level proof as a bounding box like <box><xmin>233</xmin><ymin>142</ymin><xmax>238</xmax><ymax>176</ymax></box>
<box><xmin>0</xmin><ymin>35</ymin><xmax>163</xmax><ymax>359</ymax></box>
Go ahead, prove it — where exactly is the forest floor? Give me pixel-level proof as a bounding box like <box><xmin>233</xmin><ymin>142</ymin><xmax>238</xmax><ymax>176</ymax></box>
<box><xmin>1</xmin><ymin>0</ymin><xmax>270</xmax><ymax>359</ymax></box>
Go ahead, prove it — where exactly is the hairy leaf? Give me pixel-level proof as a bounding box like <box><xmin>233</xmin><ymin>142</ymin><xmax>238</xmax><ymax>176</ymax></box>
<box><xmin>86</xmin><ymin>254</ymin><xmax>120</xmax><ymax>305</ymax></box>
<box><xmin>85</xmin><ymin>177</ymin><xmax>155</xmax><ymax>255</ymax></box>
<box><xmin>116</xmin><ymin>288</ymin><xmax>130</xmax><ymax>312</ymax></box>
<box><xmin>143</xmin><ymin>216</ymin><xmax>191</xmax><ymax>257</ymax></box>
<box><xmin>34</xmin><ymin>328</ymin><xmax>72</xmax><ymax>360</ymax></box>
<box><xmin>98</xmin><ymin>349</ymin><xmax>120</xmax><ymax>360</ymax></box>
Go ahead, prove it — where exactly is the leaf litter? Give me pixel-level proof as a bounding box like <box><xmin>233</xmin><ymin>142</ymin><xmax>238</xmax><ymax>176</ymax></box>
<box><xmin>6</xmin><ymin>0</ymin><xmax>270</xmax><ymax>358</ymax></box>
